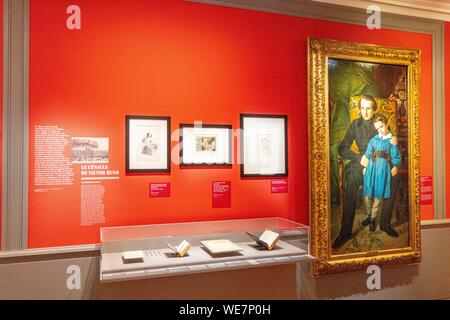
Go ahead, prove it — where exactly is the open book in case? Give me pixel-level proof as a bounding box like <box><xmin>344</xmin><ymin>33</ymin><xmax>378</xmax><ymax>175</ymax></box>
<box><xmin>100</xmin><ymin>217</ymin><xmax>311</xmax><ymax>283</ymax></box>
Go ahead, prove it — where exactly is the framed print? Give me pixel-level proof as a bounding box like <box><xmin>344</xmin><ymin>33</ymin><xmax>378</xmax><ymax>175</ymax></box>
<box><xmin>240</xmin><ymin>114</ymin><xmax>288</xmax><ymax>178</ymax></box>
<box><xmin>72</xmin><ymin>137</ymin><xmax>109</xmax><ymax>164</ymax></box>
<box><xmin>179</xmin><ymin>124</ymin><xmax>232</xmax><ymax>166</ymax></box>
<box><xmin>308</xmin><ymin>38</ymin><xmax>421</xmax><ymax>276</ymax></box>
<box><xmin>126</xmin><ymin>115</ymin><xmax>171</xmax><ymax>173</ymax></box>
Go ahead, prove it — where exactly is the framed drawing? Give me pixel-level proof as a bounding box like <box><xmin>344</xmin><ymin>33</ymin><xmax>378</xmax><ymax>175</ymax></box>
<box><xmin>179</xmin><ymin>124</ymin><xmax>232</xmax><ymax>166</ymax></box>
<box><xmin>240</xmin><ymin>114</ymin><xmax>288</xmax><ymax>178</ymax></box>
<box><xmin>126</xmin><ymin>115</ymin><xmax>171</xmax><ymax>173</ymax></box>
<box><xmin>308</xmin><ymin>38</ymin><xmax>421</xmax><ymax>275</ymax></box>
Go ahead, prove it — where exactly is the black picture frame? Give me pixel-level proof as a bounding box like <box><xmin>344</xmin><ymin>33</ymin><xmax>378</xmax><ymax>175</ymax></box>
<box><xmin>240</xmin><ymin>114</ymin><xmax>288</xmax><ymax>178</ymax></box>
<box><xmin>179</xmin><ymin>123</ymin><xmax>233</xmax><ymax>167</ymax></box>
<box><xmin>126</xmin><ymin>115</ymin><xmax>171</xmax><ymax>173</ymax></box>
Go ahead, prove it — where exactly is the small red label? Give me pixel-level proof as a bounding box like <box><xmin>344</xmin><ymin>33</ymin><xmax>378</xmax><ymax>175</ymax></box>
<box><xmin>271</xmin><ymin>179</ymin><xmax>288</xmax><ymax>193</ymax></box>
<box><xmin>149</xmin><ymin>183</ymin><xmax>170</xmax><ymax>197</ymax></box>
<box><xmin>212</xmin><ymin>181</ymin><xmax>231</xmax><ymax>208</ymax></box>
<box><xmin>420</xmin><ymin>176</ymin><xmax>432</xmax><ymax>205</ymax></box>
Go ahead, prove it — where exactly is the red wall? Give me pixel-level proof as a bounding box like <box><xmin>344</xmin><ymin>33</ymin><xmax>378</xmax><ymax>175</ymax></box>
<box><xmin>28</xmin><ymin>0</ymin><xmax>434</xmax><ymax>248</ymax></box>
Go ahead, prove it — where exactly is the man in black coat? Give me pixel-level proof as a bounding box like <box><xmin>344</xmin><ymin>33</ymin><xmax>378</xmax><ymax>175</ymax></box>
<box><xmin>332</xmin><ymin>95</ymin><xmax>400</xmax><ymax>250</ymax></box>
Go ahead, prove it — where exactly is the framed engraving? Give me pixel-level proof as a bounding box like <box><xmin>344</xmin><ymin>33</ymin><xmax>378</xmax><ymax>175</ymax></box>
<box><xmin>240</xmin><ymin>114</ymin><xmax>288</xmax><ymax>177</ymax></box>
<box><xmin>308</xmin><ymin>38</ymin><xmax>421</xmax><ymax>275</ymax></box>
<box><xmin>179</xmin><ymin>124</ymin><xmax>232</xmax><ymax>166</ymax></box>
<box><xmin>126</xmin><ymin>115</ymin><xmax>171</xmax><ymax>173</ymax></box>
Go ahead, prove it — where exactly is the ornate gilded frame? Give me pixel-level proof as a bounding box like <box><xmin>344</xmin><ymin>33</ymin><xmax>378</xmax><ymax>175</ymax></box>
<box><xmin>307</xmin><ymin>38</ymin><xmax>421</xmax><ymax>276</ymax></box>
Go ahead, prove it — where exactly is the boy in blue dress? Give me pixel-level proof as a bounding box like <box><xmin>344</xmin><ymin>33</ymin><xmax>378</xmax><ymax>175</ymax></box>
<box><xmin>362</xmin><ymin>115</ymin><xmax>401</xmax><ymax>232</ymax></box>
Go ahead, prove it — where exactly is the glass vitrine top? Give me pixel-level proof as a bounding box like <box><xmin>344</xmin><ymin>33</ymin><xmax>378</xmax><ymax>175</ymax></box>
<box><xmin>100</xmin><ymin>217</ymin><xmax>307</xmax><ymax>242</ymax></box>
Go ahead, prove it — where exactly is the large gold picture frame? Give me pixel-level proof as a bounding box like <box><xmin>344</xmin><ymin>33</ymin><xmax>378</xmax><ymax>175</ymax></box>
<box><xmin>307</xmin><ymin>38</ymin><xmax>421</xmax><ymax>276</ymax></box>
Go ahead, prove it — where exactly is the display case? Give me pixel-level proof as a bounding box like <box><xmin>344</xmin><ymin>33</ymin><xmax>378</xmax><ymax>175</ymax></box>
<box><xmin>100</xmin><ymin>217</ymin><xmax>311</xmax><ymax>282</ymax></box>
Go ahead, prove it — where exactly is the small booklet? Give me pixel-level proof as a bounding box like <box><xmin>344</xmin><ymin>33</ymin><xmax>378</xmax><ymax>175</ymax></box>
<box><xmin>166</xmin><ymin>240</ymin><xmax>191</xmax><ymax>257</ymax></box>
<box><xmin>200</xmin><ymin>239</ymin><xmax>243</xmax><ymax>254</ymax></box>
<box><xmin>246</xmin><ymin>230</ymin><xmax>280</xmax><ymax>250</ymax></box>
<box><xmin>122</xmin><ymin>250</ymin><xmax>145</xmax><ymax>263</ymax></box>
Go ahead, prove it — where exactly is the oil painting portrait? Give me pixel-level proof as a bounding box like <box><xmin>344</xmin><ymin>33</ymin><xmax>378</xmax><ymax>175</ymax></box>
<box><xmin>329</xmin><ymin>59</ymin><xmax>409</xmax><ymax>255</ymax></box>
<box><xmin>308</xmin><ymin>38</ymin><xmax>421</xmax><ymax>275</ymax></box>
